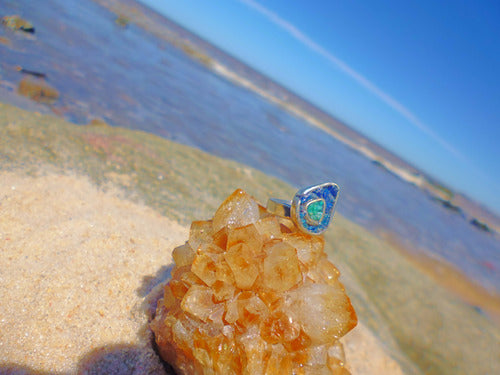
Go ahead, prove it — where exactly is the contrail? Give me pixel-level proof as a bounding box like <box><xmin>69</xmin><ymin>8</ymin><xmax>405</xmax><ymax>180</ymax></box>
<box><xmin>238</xmin><ymin>0</ymin><xmax>464</xmax><ymax>159</ymax></box>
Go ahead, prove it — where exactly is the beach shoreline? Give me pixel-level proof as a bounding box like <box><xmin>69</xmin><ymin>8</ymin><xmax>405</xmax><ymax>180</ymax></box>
<box><xmin>1</xmin><ymin>0</ymin><xmax>498</xmax><ymax>297</ymax></box>
<box><xmin>1</xmin><ymin>102</ymin><xmax>499</xmax><ymax>373</ymax></box>
<box><xmin>377</xmin><ymin>231</ymin><xmax>500</xmax><ymax>324</ymax></box>
<box><xmin>89</xmin><ymin>0</ymin><xmax>500</xmax><ymax>234</ymax></box>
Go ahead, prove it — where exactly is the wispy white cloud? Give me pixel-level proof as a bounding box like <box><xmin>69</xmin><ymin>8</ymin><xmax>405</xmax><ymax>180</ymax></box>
<box><xmin>238</xmin><ymin>0</ymin><xmax>464</xmax><ymax>159</ymax></box>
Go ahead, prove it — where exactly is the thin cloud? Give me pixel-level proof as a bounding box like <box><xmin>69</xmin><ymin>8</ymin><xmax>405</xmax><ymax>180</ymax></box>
<box><xmin>238</xmin><ymin>0</ymin><xmax>463</xmax><ymax>159</ymax></box>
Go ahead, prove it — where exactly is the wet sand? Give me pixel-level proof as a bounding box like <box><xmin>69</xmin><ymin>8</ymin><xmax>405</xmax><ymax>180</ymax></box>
<box><xmin>376</xmin><ymin>231</ymin><xmax>500</xmax><ymax>323</ymax></box>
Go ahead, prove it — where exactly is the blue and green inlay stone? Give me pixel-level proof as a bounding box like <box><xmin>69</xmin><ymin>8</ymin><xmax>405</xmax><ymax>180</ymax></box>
<box><xmin>306</xmin><ymin>199</ymin><xmax>325</xmax><ymax>223</ymax></box>
<box><xmin>291</xmin><ymin>182</ymin><xmax>339</xmax><ymax>235</ymax></box>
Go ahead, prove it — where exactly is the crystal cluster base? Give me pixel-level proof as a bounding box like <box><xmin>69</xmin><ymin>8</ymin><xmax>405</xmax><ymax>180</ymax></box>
<box><xmin>151</xmin><ymin>189</ymin><xmax>357</xmax><ymax>374</ymax></box>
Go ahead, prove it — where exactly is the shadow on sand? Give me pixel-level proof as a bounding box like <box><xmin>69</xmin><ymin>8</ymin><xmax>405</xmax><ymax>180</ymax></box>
<box><xmin>0</xmin><ymin>264</ymin><xmax>176</xmax><ymax>375</ymax></box>
<box><xmin>0</xmin><ymin>343</ymin><xmax>176</xmax><ymax>374</ymax></box>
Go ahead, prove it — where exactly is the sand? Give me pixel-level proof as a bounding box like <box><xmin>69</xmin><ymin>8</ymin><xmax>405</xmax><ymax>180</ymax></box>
<box><xmin>0</xmin><ymin>172</ymin><xmax>187</xmax><ymax>373</ymax></box>
<box><xmin>0</xmin><ymin>171</ymin><xmax>404</xmax><ymax>374</ymax></box>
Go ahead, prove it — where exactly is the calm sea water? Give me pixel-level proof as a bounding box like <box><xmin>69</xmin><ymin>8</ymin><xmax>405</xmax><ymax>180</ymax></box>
<box><xmin>1</xmin><ymin>0</ymin><xmax>499</xmax><ymax>293</ymax></box>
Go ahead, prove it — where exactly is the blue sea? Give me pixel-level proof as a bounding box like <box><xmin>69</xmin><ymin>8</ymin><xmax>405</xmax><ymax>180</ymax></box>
<box><xmin>1</xmin><ymin>0</ymin><xmax>498</xmax><ymax>294</ymax></box>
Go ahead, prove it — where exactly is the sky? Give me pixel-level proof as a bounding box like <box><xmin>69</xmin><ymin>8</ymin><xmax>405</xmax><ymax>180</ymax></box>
<box><xmin>139</xmin><ymin>0</ymin><xmax>500</xmax><ymax>214</ymax></box>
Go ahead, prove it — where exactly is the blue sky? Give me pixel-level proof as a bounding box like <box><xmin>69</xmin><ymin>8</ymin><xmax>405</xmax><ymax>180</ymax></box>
<box><xmin>139</xmin><ymin>0</ymin><xmax>500</xmax><ymax>214</ymax></box>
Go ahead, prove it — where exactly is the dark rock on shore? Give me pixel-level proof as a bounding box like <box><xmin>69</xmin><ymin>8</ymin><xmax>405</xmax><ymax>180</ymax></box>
<box><xmin>17</xmin><ymin>76</ymin><xmax>59</xmax><ymax>104</ymax></box>
<box><xmin>2</xmin><ymin>15</ymin><xmax>35</xmax><ymax>33</ymax></box>
<box><xmin>115</xmin><ymin>15</ymin><xmax>130</xmax><ymax>28</ymax></box>
<box><xmin>16</xmin><ymin>66</ymin><xmax>48</xmax><ymax>79</ymax></box>
<box><xmin>431</xmin><ymin>196</ymin><xmax>464</xmax><ymax>216</ymax></box>
<box><xmin>470</xmin><ymin>218</ymin><xmax>493</xmax><ymax>233</ymax></box>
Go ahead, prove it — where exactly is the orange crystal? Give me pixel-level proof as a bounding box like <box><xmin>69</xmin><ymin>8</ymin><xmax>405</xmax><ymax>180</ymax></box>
<box><xmin>151</xmin><ymin>189</ymin><xmax>357</xmax><ymax>374</ymax></box>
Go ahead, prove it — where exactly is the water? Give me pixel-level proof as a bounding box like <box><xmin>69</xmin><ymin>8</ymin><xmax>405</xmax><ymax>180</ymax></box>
<box><xmin>1</xmin><ymin>0</ymin><xmax>499</xmax><ymax>293</ymax></box>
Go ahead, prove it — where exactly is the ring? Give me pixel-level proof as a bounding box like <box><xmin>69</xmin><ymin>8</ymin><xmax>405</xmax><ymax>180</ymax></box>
<box><xmin>267</xmin><ymin>182</ymin><xmax>340</xmax><ymax>235</ymax></box>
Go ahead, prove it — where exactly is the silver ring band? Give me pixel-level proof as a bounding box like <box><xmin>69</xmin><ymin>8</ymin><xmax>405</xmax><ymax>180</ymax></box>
<box><xmin>267</xmin><ymin>198</ymin><xmax>291</xmax><ymax>217</ymax></box>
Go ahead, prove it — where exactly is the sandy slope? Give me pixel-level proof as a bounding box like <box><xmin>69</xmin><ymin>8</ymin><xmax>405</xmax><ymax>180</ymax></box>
<box><xmin>0</xmin><ymin>172</ymin><xmax>187</xmax><ymax>373</ymax></box>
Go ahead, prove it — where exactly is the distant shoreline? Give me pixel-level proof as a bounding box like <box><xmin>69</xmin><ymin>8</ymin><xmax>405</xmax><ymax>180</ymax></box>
<box><xmin>90</xmin><ymin>0</ymin><xmax>499</xmax><ymax>235</ymax></box>
<box><xmin>209</xmin><ymin>49</ymin><xmax>500</xmax><ymax>237</ymax></box>
<box><xmin>378</xmin><ymin>230</ymin><xmax>500</xmax><ymax>324</ymax></box>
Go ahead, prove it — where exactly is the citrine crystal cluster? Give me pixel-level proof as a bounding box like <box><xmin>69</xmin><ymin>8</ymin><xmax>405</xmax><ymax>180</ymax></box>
<box><xmin>151</xmin><ymin>189</ymin><xmax>357</xmax><ymax>374</ymax></box>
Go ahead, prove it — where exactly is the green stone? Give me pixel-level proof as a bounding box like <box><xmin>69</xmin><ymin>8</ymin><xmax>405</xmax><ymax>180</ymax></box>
<box><xmin>307</xmin><ymin>199</ymin><xmax>324</xmax><ymax>222</ymax></box>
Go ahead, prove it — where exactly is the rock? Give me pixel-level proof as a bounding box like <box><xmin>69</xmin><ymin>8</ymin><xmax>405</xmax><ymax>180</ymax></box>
<box><xmin>151</xmin><ymin>189</ymin><xmax>357</xmax><ymax>374</ymax></box>
<box><xmin>431</xmin><ymin>196</ymin><xmax>464</xmax><ymax>216</ymax></box>
<box><xmin>1</xmin><ymin>15</ymin><xmax>35</xmax><ymax>33</ymax></box>
<box><xmin>16</xmin><ymin>65</ymin><xmax>47</xmax><ymax>79</ymax></box>
<box><xmin>17</xmin><ymin>76</ymin><xmax>59</xmax><ymax>104</ymax></box>
<box><xmin>88</xmin><ymin>118</ymin><xmax>110</xmax><ymax>127</ymax></box>
<box><xmin>470</xmin><ymin>218</ymin><xmax>492</xmax><ymax>233</ymax></box>
<box><xmin>115</xmin><ymin>15</ymin><xmax>130</xmax><ymax>28</ymax></box>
